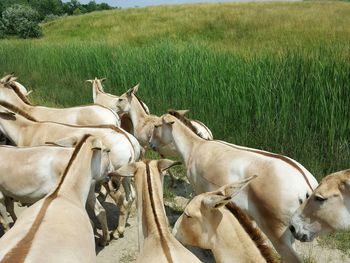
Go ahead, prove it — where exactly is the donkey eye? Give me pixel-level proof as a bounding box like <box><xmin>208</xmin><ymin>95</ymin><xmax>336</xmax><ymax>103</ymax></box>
<box><xmin>315</xmin><ymin>195</ymin><xmax>327</xmax><ymax>202</ymax></box>
<box><xmin>118</xmin><ymin>98</ymin><xmax>123</xmax><ymax>102</ymax></box>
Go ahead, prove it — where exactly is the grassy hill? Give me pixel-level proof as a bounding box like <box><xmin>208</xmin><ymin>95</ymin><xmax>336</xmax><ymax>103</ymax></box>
<box><xmin>40</xmin><ymin>2</ymin><xmax>350</xmax><ymax>53</ymax></box>
<box><xmin>0</xmin><ymin>1</ymin><xmax>349</xmax><ymax>178</ymax></box>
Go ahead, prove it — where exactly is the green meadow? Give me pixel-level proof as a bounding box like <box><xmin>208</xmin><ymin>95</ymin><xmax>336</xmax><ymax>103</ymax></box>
<box><xmin>0</xmin><ymin>1</ymin><xmax>349</xmax><ymax>176</ymax></box>
<box><xmin>1</xmin><ymin>0</ymin><xmax>350</xmax><ymax>255</ymax></box>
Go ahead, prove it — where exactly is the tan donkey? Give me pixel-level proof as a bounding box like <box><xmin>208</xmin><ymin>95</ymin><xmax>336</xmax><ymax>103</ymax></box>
<box><xmin>115</xmin><ymin>159</ymin><xmax>203</xmax><ymax>263</ymax></box>
<box><xmin>290</xmin><ymin>169</ymin><xmax>350</xmax><ymax>242</ymax></box>
<box><xmin>173</xmin><ymin>179</ymin><xmax>278</xmax><ymax>263</ymax></box>
<box><xmin>0</xmin><ymin>144</ymin><xmax>113</xmax><ymax>246</ymax></box>
<box><xmin>0</xmin><ymin>135</ymin><xmax>106</xmax><ymax>263</ymax></box>
<box><xmin>0</xmin><ymin>75</ymin><xmax>120</xmax><ymax>126</ymax></box>
<box><xmin>149</xmin><ymin>114</ymin><xmax>318</xmax><ymax>263</ymax></box>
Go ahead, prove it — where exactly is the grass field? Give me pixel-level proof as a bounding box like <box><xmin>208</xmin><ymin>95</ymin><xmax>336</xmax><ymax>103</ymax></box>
<box><xmin>0</xmin><ymin>0</ymin><xmax>350</xmax><ymax>253</ymax></box>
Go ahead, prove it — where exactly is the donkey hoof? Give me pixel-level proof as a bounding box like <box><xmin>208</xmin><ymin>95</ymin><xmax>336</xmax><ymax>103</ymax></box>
<box><xmin>110</xmin><ymin>230</ymin><xmax>123</xmax><ymax>240</ymax></box>
<box><xmin>98</xmin><ymin>238</ymin><xmax>108</xmax><ymax>247</ymax></box>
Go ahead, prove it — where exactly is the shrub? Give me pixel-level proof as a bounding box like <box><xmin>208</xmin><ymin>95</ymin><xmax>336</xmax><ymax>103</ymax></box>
<box><xmin>0</xmin><ymin>20</ymin><xmax>5</xmax><ymax>39</ymax></box>
<box><xmin>42</xmin><ymin>13</ymin><xmax>62</xmax><ymax>23</ymax></box>
<box><xmin>2</xmin><ymin>4</ymin><xmax>42</xmax><ymax>38</ymax></box>
<box><xmin>72</xmin><ymin>7</ymin><xmax>82</xmax><ymax>15</ymax></box>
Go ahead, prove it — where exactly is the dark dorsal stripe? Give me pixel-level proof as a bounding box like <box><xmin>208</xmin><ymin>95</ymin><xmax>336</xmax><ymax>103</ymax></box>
<box><xmin>1</xmin><ymin>134</ymin><xmax>91</xmax><ymax>263</ymax></box>
<box><xmin>145</xmin><ymin>161</ymin><xmax>173</xmax><ymax>263</ymax></box>
<box><xmin>216</xmin><ymin>140</ymin><xmax>314</xmax><ymax>191</ymax></box>
<box><xmin>5</xmin><ymin>82</ymin><xmax>32</xmax><ymax>105</ymax></box>
<box><xmin>134</xmin><ymin>94</ymin><xmax>149</xmax><ymax>115</ymax></box>
<box><xmin>0</xmin><ymin>101</ymin><xmax>37</xmax><ymax>122</ymax></box>
<box><xmin>168</xmin><ymin>111</ymin><xmax>206</xmax><ymax>140</ymax></box>
<box><xmin>225</xmin><ymin>202</ymin><xmax>278</xmax><ymax>263</ymax></box>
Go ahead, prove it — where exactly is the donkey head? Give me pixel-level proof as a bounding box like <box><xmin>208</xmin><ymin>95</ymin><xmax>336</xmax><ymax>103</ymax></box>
<box><xmin>290</xmin><ymin>169</ymin><xmax>350</xmax><ymax>242</ymax></box>
<box><xmin>115</xmin><ymin>83</ymin><xmax>139</xmax><ymax>113</ymax></box>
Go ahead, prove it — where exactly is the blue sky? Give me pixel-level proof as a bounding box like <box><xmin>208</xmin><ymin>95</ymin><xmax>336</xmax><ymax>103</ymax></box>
<box><xmin>71</xmin><ymin>0</ymin><xmax>242</xmax><ymax>8</ymax></box>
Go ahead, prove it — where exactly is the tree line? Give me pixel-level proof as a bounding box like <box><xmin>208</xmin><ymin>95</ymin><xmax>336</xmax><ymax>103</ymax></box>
<box><xmin>0</xmin><ymin>0</ymin><xmax>115</xmax><ymax>39</ymax></box>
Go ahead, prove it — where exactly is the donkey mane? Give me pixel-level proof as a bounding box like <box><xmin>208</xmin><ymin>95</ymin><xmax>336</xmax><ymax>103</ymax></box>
<box><xmin>0</xmin><ymin>101</ymin><xmax>37</xmax><ymax>121</ymax></box>
<box><xmin>144</xmin><ymin>160</ymin><xmax>174</xmax><ymax>262</ymax></box>
<box><xmin>167</xmin><ymin>110</ymin><xmax>205</xmax><ymax>139</ymax></box>
<box><xmin>5</xmin><ymin>82</ymin><xmax>33</xmax><ymax>106</ymax></box>
<box><xmin>225</xmin><ymin>202</ymin><xmax>278</xmax><ymax>263</ymax></box>
<box><xmin>1</xmin><ymin>134</ymin><xmax>91</xmax><ymax>263</ymax></box>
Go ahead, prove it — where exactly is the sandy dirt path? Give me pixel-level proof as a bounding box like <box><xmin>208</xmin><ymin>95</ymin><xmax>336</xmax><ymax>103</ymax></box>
<box><xmin>2</xmin><ymin>177</ymin><xmax>350</xmax><ymax>263</ymax></box>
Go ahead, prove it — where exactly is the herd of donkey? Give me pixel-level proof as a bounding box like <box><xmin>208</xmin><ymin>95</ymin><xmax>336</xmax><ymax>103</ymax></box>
<box><xmin>0</xmin><ymin>73</ymin><xmax>348</xmax><ymax>263</ymax></box>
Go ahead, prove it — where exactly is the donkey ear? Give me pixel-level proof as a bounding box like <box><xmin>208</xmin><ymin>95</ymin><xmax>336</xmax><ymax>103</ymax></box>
<box><xmin>86</xmin><ymin>79</ymin><xmax>94</xmax><ymax>84</ymax></box>
<box><xmin>25</xmin><ymin>90</ymin><xmax>33</xmax><ymax>96</ymax></box>
<box><xmin>0</xmin><ymin>74</ymin><xmax>14</xmax><ymax>84</ymax></box>
<box><xmin>202</xmin><ymin>194</ymin><xmax>230</xmax><ymax>209</ymax></box>
<box><xmin>157</xmin><ymin>159</ymin><xmax>181</xmax><ymax>172</ymax></box>
<box><xmin>162</xmin><ymin>115</ymin><xmax>175</xmax><ymax>126</ymax></box>
<box><xmin>132</xmin><ymin>83</ymin><xmax>139</xmax><ymax>94</ymax></box>
<box><xmin>218</xmin><ymin>175</ymin><xmax>257</xmax><ymax>198</ymax></box>
<box><xmin>115</xmin><ymin>163</ymin><xmax>138</xmax><ymax>177</ymax></box>
<box><xmin>176</xmin><ymin>109</ymin><xmax>190</xmax><ymax>116</ymax></box>
<box><xmin>46</xmin><ymin>136</ymin><xmax>79</xmax><ymax>147</ymax></box>
<box><xmin>101</xmin><ymin>78</ymin><xmax>107</xmax><ymax>82</ymax></box>
<box><xmin>126</xmin><ymin>83</ymin><xmax>139</xmax><ymax>96</ymax></box>
<box><xmin>342</xmin><ymin>179</ymin><xmax>350</xmax><ymax>192</ymax></box>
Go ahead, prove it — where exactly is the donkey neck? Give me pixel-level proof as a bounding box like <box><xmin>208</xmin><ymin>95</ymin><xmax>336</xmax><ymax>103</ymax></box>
<box><xmin>171</xmin><ymin>119</ymin><xmax>203</xmax><ymax>165</ymax></box>
<box><xmin>2</xmin><ymin>89</ymin><xmax>32</xmax><ymax>112</ymax></box>
<box><xmin>0</xmin><ymin>114</ymin><xmax>37</xmax><ymax>145</ymax></box>
<box><xmin>135</xmin><ymin>165</ymin><xmax>170</xmax><ymax>247</ymax></box>
<box><xmin>129</xmin><ymin>94</ymin><xmax>148</xmax><ymax>129</ymax></box>
<box><xmin>92</xmin><ymin>82</ymin><xmax>104</xmax><ymax>102</ymax></box>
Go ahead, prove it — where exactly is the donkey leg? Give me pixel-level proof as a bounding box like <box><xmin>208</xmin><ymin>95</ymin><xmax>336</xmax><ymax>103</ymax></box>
<box><xmin>4</xmin><ymin>196</ymin><xmax>16</xmax><ymax>222</ymax></box>
<box><xmin>96</xmin><ymin>181</ymin><xmax>109</xmax><ymax>203</ymax></box>
<box><xmin>0</xmin><ymin>193</ymin><xmax>10</xmax><ymax>232</ymax></box>
<box><xmin>112</xmin><ymin>177</ymin><xmax>135</xmax><ymax>237</ymax></box>
<box><xmin>167</xmin><ymin>169</ymin><xmax>177</xmax><ymax>187</ymax></box>
<box><xmin>0</xmin><ymin>133</ymin><xmax>6</xmax><ymax>145</ymax></box>
<box><xmin>107</xmin><ymin>176</ymin><xmax>127</xmax><ymax>238</ymax></box>
<box><xmin>87</xmin><ymin>186</ymin><xmax>109</xmax><ymax>247</ymax></box>
<box><xmin>258</xmin><ymin>218</ymin><xmax>302</xmax><ymax>263</ymax></box>
<box><xmin>270</xmin><ymin>227</ymin><xmax>302</xmax><ymax>263</ymax></box>
<box><xmin>159</xmin><ymin>154</ymin><xmax>176</xmax><ymax>186</ymax></box>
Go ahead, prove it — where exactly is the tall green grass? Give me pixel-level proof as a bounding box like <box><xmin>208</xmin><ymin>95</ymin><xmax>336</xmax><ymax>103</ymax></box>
<box><xmin>0</xmin><ymin>40</ymin><xmax>348</xmax><ymax>179</ymax></box>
